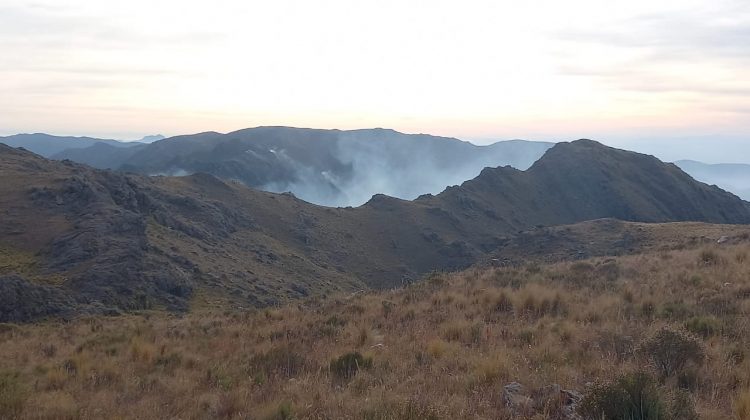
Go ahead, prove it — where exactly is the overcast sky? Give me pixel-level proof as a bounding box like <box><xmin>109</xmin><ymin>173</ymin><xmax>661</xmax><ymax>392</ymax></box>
<box><xmin>0</xmin><ymin>0</ymin><xmax>748</xmax><ymax>161</ymax></box>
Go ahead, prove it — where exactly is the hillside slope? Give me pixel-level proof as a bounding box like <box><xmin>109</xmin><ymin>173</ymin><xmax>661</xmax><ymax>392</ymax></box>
<box><xmin>2</xmin><ymin>239</ymin><xmax>750</xmax><ymax>418</ymax></box>
<box><xmin>1</xmin><ymin>140</ymin><xmax>748</xmax><ymax>321</ymax></box>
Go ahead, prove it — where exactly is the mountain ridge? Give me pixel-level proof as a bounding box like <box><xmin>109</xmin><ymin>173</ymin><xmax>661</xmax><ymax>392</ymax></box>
<box><xmin>6</xmin><ymin>129</ymin><xmax>750</xmax><ymax>203</ymax></box>
<box><xmin>40</xmin><ymin>127</ymin><xmax>556</xmax><ymax>207</ymax></box>
<box><xmin>15</xmin><ymin>127</ymin><xmax>750</xmax><ymax>207</ymax></box>
<box><xmin>0</xmin><ymin>133</ymin><xmax>142</xmax><ymax>157</ymax></box>
<box><xmin>1</xmin><ymin>139</ymin><xmax>749</xmax><ymax>321</ymax></box>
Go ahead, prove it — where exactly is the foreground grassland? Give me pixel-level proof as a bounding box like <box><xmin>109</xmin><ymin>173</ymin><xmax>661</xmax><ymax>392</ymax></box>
<box><xmin>2</xmin><ymin>243</ymin><xmax>750</xmax><ymax>419</ymax></box>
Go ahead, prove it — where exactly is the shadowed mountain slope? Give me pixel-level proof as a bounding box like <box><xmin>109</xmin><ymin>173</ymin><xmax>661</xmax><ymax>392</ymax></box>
<box><xmin>52</xmin><ymin>142</ymin><xmax>148</xmax><ymax>169</ymax></box>
<box><xmin>419</xmin><ymin>139</ymin><xmax>750</xmax><ymax>231</ymax></box>
<box><xmin>1</xmin><ymin>139</ymin><xmax>748</xmax><ymax>321</ymax></box>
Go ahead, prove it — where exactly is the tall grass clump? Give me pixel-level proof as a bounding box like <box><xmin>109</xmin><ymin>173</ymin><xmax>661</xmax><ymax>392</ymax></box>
<box><xmin>330</xmin><ymin>352</ymin><xmax>372</xmax><ymax>381</ymax></box>
<box><xmin>0</xmin><ymin>371</ymin><xmax>27</xmax><ymax>417</ymax></box>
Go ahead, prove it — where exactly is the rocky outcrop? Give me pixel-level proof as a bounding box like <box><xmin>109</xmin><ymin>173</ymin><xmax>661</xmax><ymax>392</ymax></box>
<box><xmin>502</xmin><ymin>382</ymin><xmax>582</xmax><ymax>419</ymax></box>
<box><xmin>0</xmin><ymin>275</ymin><xmax>75</xmax><ymax>322</ymax></box>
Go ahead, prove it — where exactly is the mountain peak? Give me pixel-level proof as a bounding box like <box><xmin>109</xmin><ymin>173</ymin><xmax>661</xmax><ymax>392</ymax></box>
<box><xmin>529</xmin><ymin>138</ymin><xmax>656</xmax><ymax>171</ymax></box>
<box><xmin>545</xmin><ymin>138</ymin><xmax>618</xmax><ymax>154</ymax></box>
<box><xmin>443</xmin><ymin>138</ymin><xmax>750</xmax><ymax>227</ymax></box>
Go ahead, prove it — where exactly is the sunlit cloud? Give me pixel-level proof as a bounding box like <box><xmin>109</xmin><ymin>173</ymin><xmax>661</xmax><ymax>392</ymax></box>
<box><xmin>0</xmin><ymin>0</ymin><xmax>747</xmax><ymax>149</ymax></box>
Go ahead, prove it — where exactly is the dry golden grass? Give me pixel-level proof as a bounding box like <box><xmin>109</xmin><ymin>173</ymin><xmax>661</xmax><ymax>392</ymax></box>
<box><xmin>1</xmin><ymin>243</ymin><xmax>750</xmax><ymax>418</ymax></box>
<box><xmin>735</xmin><ymin>389</ymin><xmax>750</xmax><ymax>420</ymax></box>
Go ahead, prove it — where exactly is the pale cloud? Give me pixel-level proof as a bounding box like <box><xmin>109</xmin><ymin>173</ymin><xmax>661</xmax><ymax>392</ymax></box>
<box><xmin>560</xmin><ymin>12</ymin><xmax>750</xmax><ymax>59</ymax></box>
<box><xmin>0</xmin><ymin>0</ymin><xmax>747</xmax><ymax>143</ymax></box>
<box><xmin>554</xmin><ymin>3</ymin><xmax>750</xmax><ymax>106</ymax></box>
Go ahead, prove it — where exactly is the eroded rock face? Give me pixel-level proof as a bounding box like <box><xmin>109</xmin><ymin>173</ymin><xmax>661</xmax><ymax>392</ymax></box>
<box><xmin>502</xmin><ymin>382</ymin><xmax>533</xmax><ymax>416</ymax></box>
<box><xmin>502</xmin><ymin>382</ymin><xmax>582</xmax><ymax>420</ymax></box>
<box><xmin>0</xmin><ymin>275</ymin><xmax>75</xmax><ymax>322</ymax></box>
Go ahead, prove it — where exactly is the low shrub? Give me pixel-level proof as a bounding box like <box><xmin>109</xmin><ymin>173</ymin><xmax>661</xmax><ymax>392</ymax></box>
<box><xmin>155</xmin><ymin>352</ymin><xmax>183</xmax><ymax>373</ymax></box>
<box><xmin>516</xmin><ymin>329</ymin><xmax>535</xmax><ymax>346</ymax></box>
<box><xmin>441</xmin><ymin>321</ymin><xmax>484</xmax><ymax>345</ymax></box>
<box><xmin>671</xmin><ymin>390</ymin><xmax>699</xmax><ymax>420</ymax></box>
<box><xmin>640</xmin><ymin>301</ymin><xmax>656</xmax><ymax>319</ymax></box>
<box><xmin>727</xmin><ymin>344</ymin><xmax>745</xmax><ymax>364</ymax></box>
<box><xmin>87</xmin><ymin>363</ymin><xmax>122</xmax><ymax>389</ymax></box>
<box><xmin>441</xmin><ymin>321</ymin><xmax>467</xmax><ymax>342</ymax></box>
<box><xmin>330</xmin><ymin>352</ymin><xmax>372</xmax><ymax>381</ymax></box>
<box><xmin>639</xmin><ymin>327</ymin><xmax>704</xmax><ymax>377</ymax></box>
<box><xmin>685</xmin><ymin>316</ymin><xmax>721</xmax><ymax>338</ymax></box>
<box><xmin>39</xmin><ymin>343</ymin><xmax>57</xmax><ymax>358</ymax></box>
<box><xmin>596</xmin><ymin>331</ymin><xmax>635</xmax><ymax>362</ymax></box>
<box><xmin>660</xmin><ymin>302</ymin><xmax>693</xmax><ymax>320</ymax></box>
<box><xmin>579</xmin><ymin>371</ymin><xmax>683</xmax><ymax>420</ymax></box>
<box><xmin>518</xmin><ymin>292</ymin><xmax>566</xmax><ymax>318</ymax></box>
<box><xmin>273</xmin><ymin>402</ymin><xmax>293</xmax><ymax>420</ymax></box>
<box><xmin>381</xmin><ymin>301</ymin><xmax>395</xmax><ymax>318</ymax></box>
<box><xmin>248</xmin><ymin>345</ymin><xmax>306</xmax><ymax>378</ymax></box>
<box><xmin>698</xmin><ymin>249</ymin><xmax>723</xmax><ymax>266</ymax></box>
<box><xmin>677</xmin><ymin>367</ymin><xmax>700</xmax><ymax>391</ymax></box>
<box><xmin>324</xmin><ymin>315</ymin><xmax>347</xmax><ymax>327</ymax></box>
<box><xmin>493</xmin><ymin>291</ymin><xmax>514</xmax><ymax>313</ymax></box>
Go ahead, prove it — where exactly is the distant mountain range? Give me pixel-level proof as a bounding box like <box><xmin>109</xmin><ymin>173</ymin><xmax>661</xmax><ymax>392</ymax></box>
<box><xmin>1</xmin><ymin>139</ymin><xmax>748</xmax><ymax>321</ymax></box>
<box><xmin>0</xmin><ymin>133</ymin><xmax>141</xmax><ymax>157</ymax></box>
<box><xmin>0</xmin><ymin>133</ymin><xmax>163</xmax><ymax>157</ymax></box>
<box><xmin>52</xmin><ymin>142</ymin><xmax>148</xmax><ymax>170</ymax></box>
<box><xmin>4</xmin><ymin>128</ymin><xmax>747</xmax><ymax>206</ymax></box>
<box><xmin>51</xmin><ymin>127</ymin><xmax>555</xmax><ymax>207</ymax></box>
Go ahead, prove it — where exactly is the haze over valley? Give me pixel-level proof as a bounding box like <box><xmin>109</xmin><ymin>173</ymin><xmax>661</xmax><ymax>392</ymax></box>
<box><xmin>4</xmin><ymin>128</ymin><xmax>749</xmax><ymax>205</ymax></box>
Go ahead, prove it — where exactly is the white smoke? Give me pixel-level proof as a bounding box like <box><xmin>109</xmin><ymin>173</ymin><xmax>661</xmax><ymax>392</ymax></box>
<box><xmin>150</xmin><ymin>168</ymin><xmax>190</xmax><ymax>177</ymax></box>
<box><xmin>259</xmin><ymin>131</ymin><xmax>553</xmax><ymax>207</ymax></box>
